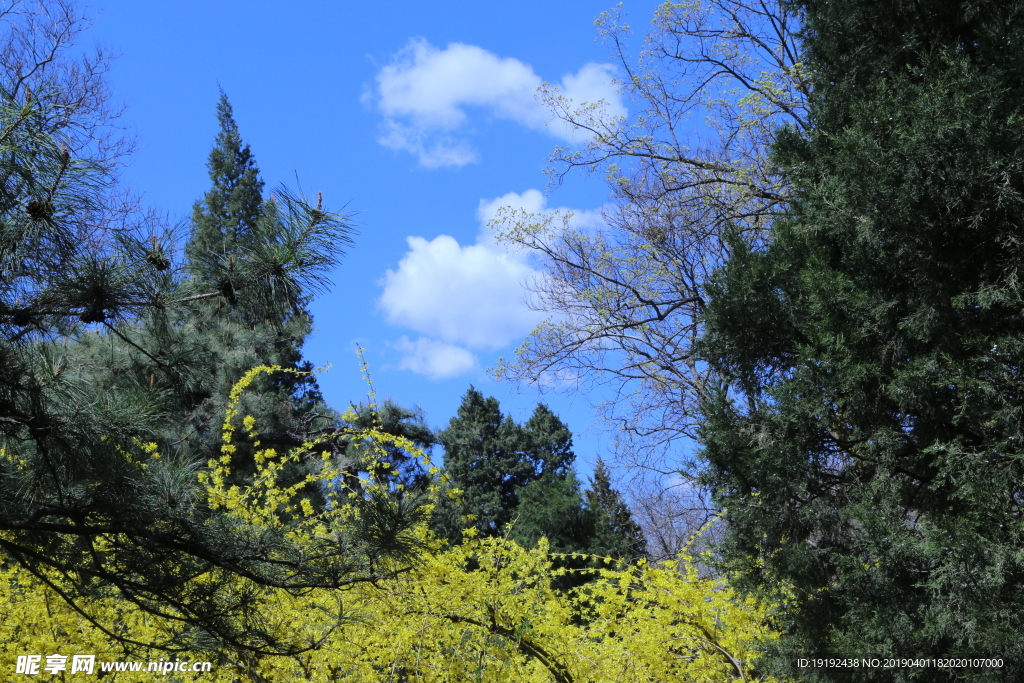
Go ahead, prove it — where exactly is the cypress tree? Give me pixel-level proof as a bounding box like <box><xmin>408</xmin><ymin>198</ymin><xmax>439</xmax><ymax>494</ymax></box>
<box><xmin>512</xmin><ymin>470</ymin><xmax>594</xmax><ymax>554</ymax></box>
<box><xmin>435</xmin><ymin>389</ymin><xmax>647</xmax><ymax>564</ymax></box>
<box><xmin>699</xmin><ymin>0</ymin><xmax>1024</xmax><ymax>678</ymax></box>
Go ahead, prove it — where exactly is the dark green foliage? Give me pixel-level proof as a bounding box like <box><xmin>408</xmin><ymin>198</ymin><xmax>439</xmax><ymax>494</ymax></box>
<box><xmin>66</xmin><ymin>93</ymin><xmax>339</xmax><ymax>510</ymax></box>
<box><xmin>339</xmin><ymin>399</ymin><xmax>435</xmax><ymax>495</ymax></box>
<box><xmin>512</xmin><ymin>471</ymin><xmax>593</xmax><ymax>554</ymax></box>
<box><xmin>176</xmin><ymin>93</ymin><xmax>332</xmax><ymax>490</ymax></box>
<box><xmin>699</xmin><ymin>0</ymin><xmax>1024</xmax><ymax>679</ymax></box>
<box><xmin>435</xmin><ymin>388</ymin><xmax>645</xmax><ymax>565</ymax></box>
<box><xmin>584</xmin><ymin>459</ymin><xmax>647</xmax><ymax>561</ymax></box>
<box><xmin>434</xmin><ymin>387</ymin><xmax>576</xmax><ymax>541</ymax></box>
<box><xmin>186</xmin><ymin>90</ymin><xmax>265</xmax><ymax>286</ymax></box>
<box><xmin>0</xmin><ymin>59</ymin><xmax>423</xmax><ymax>654</ymax></box>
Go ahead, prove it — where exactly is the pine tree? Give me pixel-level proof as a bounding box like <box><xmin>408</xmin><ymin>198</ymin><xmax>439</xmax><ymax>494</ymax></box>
<box><xmin>174</xmin><ymin>93</ymin><xmax>332</xmax><ymax>486</ymax></box>
<box><xmin>67</xmin><ymin>93</ymin><xmax>337</xmax><ymax>501</ymax></box>
<box><xmin>0</xmin><ymin>7</ymin><xmax>424</xmax><ymax>653</ymax></box>
<box><xmin>338</xmin><ymin>399</ymin><xmax>435</xmax><ymax>496</ymax></box>
<box><xmin>699</xmin><ymin>0</ymin><xmax>1024</xmax><ymax>678</ymax></box>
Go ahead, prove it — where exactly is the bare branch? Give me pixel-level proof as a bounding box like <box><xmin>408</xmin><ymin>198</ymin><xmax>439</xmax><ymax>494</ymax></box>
<box><xmin>490</xmin><ymin>0</ymin><xmax>807</xmax><ymax>477</ymax></box>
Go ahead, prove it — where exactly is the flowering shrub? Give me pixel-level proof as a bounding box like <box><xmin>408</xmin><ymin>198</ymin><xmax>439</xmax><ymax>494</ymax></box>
<box><xmin>0</xmin><ymin>368</ymin><xmax>784</xmax><ymax>681</ymax></box>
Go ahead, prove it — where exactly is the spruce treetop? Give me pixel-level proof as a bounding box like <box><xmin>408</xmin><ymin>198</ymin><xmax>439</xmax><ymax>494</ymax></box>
<box><xmin>186</xmin><ymin>90</ymin><xmax>265</xmax><ymax>284</ymax></box>
<box><xmin>585</xmin><ymin>459</ymin><xmax>647</xmax><ymax>561</ymax></box>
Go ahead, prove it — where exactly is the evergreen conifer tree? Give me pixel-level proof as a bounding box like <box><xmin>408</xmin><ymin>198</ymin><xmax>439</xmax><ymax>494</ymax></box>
<box><xmin>338</xmin><ymin>398</ymin><xmax>435</xmax><ymax>496</ymax></box>
<box><xmin>175</xmin><ymin>93</ymin><xmax>332</xmax><ymax>486</ymax></box>
<box><xmin>435</xmin><ymin>388</ymin><xmax>576</xmax><ymax>540</ymax></box>
<box><xmin>511</xmin><ymin>470</ymin><xmax>593</xmax><ymax>554</ymax></box>
<box><xmin>585</xmin><ymin>459</ymin><xmax>647</xmax><ymax>561</ymax></box>
<box><xmin>699</xmin><ymin>0</ymin><xmax>1024</xmax><ymax>678</ymax></box>
<box><xmin>435</xmin><ymin>388</ymin><xmax>646</xmax><ymax>562</ymax></box>
<box><xmin>0</xmin><ymin>8</ymin><xmax>424</xmax><ymax>651</ymax></box>
<box><xmin>186</xmin><ymin>90</ymin><xmax>265</xmax><ymax>285</ymax></box>
<box><xmin>435</xmin><ymin>388</ymin><xmax>549</xmax><ymax>539</ymax></box>
<box><xmin>69</xmin><ymin>93</ymin><xmax>336</xmax><ymax>500</ymax></box>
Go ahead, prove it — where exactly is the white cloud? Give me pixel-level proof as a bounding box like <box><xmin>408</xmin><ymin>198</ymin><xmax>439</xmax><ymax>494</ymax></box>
<box><xmin>371</xmin><ymin>39</ymin><xmax>625</xmax><ymax>167</ymax></box>
<box><xmin>476</xmin><ymin>188</ymin><xmax>548</xmax><ymax>220</ymax></box>
<box><xmin>375</xmin><ymin>40</ymin><xmax>540</xmax><ymax>129</ymax></box>
<box><xmin>378</xmin><ymin>121</ymin><xmax>478</xmax><ymax>168</ymax></box>
<box><xmin>379</xmin><ymin>234</ymin><xmax>545</xmax><ymax>351</ymax></box>
<box><xmin>392</xmin><ymin>336</ymin><xmax>477</xmax><ymax>380</ymax></box>
<box><xmin>545</xmin><ymin>62</ymin><xmax>624</xmax><ymax>141</ymax></box>
<box><xmin>380</xmin><ymin>190</ymin><xmax>609</xmax><ymax>380</ymax></box>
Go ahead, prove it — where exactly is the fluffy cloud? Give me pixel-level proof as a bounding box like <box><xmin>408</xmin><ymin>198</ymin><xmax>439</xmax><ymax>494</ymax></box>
<box><xmin>370</xmin><ymin>39</ymin><xmax>625</xmax><ymax>167</ymax></box>
<box><xmin>379</xmin><ymin>234</ymin><xmax>544</xmax><ymax>350</ymax></box>
<box><xmin>380</xmin><ymin>190</ymin><xmax>607</xmax><ymax>380</ymax></box>
<box><xmin>392</xmin><ymin>336</ymin><xmax>477</xmax><ymax>380</ymax></box>
<box><xmin>378</xmin><ymin>121</ymin><xmax>479</xmax><ymax>168</ymax></box>
<box><xmin>476</xmin><ymin>188</ymin><xmax>548</xmax><ymax>222</ymax></box>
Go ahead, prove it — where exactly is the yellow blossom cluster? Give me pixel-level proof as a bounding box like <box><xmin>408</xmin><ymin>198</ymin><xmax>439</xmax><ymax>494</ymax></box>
<box><xmin>0</xmin><ymin>367</ymin><xmax>786</xmax><ymax>682</ymax></box>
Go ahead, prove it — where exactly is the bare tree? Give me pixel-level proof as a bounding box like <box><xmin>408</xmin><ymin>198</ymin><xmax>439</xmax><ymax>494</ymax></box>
<box><xmin>618</xmin><ymin>469</ymin><xmax>727</xmax><ymax>566</ymax></box>
<box><xmin>491</xmin><ymin>0</ymin><xmax>808</xmax><ymax>479</ymax></box>
<box><xmin>0</xmin><ymin>0</ymin><xmax>131</xmax><ymax>164</ymax></box>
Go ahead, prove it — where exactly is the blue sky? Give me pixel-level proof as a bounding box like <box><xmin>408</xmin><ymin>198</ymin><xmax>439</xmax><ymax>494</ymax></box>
<box><xmin>86</xmin><ymin>0</ymin><xmax>665</xmax><ymax>479</ymax></box>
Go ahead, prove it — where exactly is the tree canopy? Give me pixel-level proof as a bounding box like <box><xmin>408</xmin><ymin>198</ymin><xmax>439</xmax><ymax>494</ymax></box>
<box><xmin>435</xmin><ymin>387</ymin><xmax>576</xmax><ymax>540</ymax></box>
<box><xmin>699</xmin><ymin>0</ymin><xmax>1024</xmax><ymax>677</ymax></box>
<box><xmin>1</xmin><ymin>531</ymin><xmax>783</xmax><ymax>681</ymax></box>
<box><xmin>434</xmin><ymin>387</ymin><xmax>646</xmax><ymax>565</ymax></box>
<box><xmin>11</xmin><ymin>0</ymin><xmax>1024</xmax><ymax>677</ymax></box>
<box><xmin>490</xmin><ymin>0</ymin><xmax>807</xmax><ymax>476</ymax></box>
